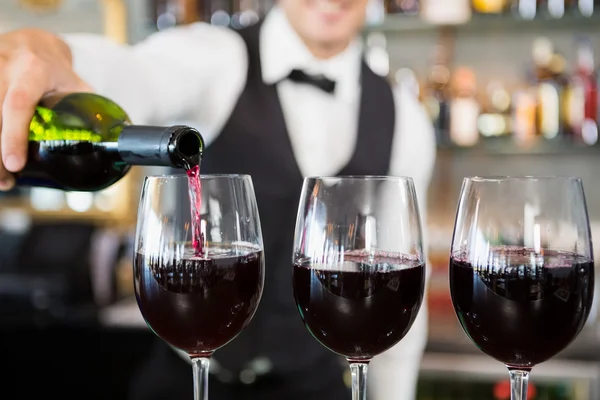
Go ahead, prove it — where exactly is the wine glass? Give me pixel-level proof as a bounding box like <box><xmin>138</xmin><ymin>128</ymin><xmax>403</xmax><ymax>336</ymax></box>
<box><xmin>292</xmin><ymin>176</ymin><xmax>426</xmax><ymax>400</ymax></box>
<box><xmin>449</xmin><ymin>176</ymin><xmax>595</xmax><ymax>400</ymax></box>
<box><xmin>133</xmin><ymin>174</ymin><xmax>265</xmax><ymax>400</ymax></box>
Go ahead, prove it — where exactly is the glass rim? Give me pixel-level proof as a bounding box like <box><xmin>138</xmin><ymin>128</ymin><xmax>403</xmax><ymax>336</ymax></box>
<box><xmin>465</xmin><ymin>175</ymin><xmax>583</xmax><ymax>183</ymax></box>
<box><xmin>143</xmin><ymin>173</ymin><xmax>252</xmax><ymax>181</ymax></box>
<box><xmin>304</xmin><ymin>175</ymin><xmax>414</xmax><ymax>182</ymax></box>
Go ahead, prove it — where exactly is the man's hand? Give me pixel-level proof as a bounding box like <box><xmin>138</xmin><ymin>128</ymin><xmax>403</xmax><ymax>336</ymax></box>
<box><xmin>0</xmin><ymin>28</ymin><xmax>90</xmax><ymax>190</ymax></box>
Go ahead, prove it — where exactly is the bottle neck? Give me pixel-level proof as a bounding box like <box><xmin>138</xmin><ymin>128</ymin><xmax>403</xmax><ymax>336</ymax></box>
<box><xmin>117</xmin><ymin>125</ymin><xmax>204</xmax><ymax>169</ymax></box>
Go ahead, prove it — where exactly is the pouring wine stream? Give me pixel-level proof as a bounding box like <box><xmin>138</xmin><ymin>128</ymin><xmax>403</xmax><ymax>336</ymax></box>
<box><xmin>187</xmin><ymin>164</ymin><xmax>205</xmax><ymax>256</ymax></box>
<box><xmin>169</xmin><ymin>129</ymin><xmax>205</xmax><ymax>256</ymax></box>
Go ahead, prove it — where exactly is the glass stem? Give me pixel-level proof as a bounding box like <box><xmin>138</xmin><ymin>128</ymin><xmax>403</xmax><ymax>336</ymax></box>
<box><xmin>191</xmin><ymin>357</ymin><xmax>210</xmax><ymax>400</ymax></box>
<box><xmin>508</xmin><ymin>368</ymin><xmax>530</xmax><ymax>400</ymax></box>
<box><xmin>349</xmin><ymin>362</ymin><xmax>369</xmax><ymax>400</ymax></box>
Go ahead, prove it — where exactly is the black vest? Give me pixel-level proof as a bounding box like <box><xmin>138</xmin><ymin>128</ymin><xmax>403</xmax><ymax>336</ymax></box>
<box><xmin>201</xmin><ymin>22</ymin><xmax>396</xmax><ymax>375</ymax></box>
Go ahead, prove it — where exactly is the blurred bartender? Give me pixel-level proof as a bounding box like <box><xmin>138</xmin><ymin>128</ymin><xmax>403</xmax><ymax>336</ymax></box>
<box><xmin>0</xmin><ymin>0</ymin><xmax>435</xmax><ymax>398</ymax></box>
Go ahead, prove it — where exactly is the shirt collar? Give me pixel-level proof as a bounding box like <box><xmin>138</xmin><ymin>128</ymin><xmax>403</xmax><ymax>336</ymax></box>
<box><xmin>259</xmin><ymin>6</ymin><xmax>363</xmax><ymax>102</ymax></box>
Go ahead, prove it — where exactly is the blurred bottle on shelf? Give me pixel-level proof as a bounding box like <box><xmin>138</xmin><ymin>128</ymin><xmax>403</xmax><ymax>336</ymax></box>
<box><xmin>513</xmin><ymin>0</ymin><xmax>537</xmax><ymax>19</ymax></box>
<box><xmin>536</xmin><ymin>79</ymin><xmax>563</xmax><ymax>140</ymax></box>
<box><xmin>230</xmin><ymin>0</ymin><xmax>260</xmax><ymax>29</ymax></box>
<box><xmin>152</xmin><ymin>0</ymin><xmax>179</xmax><ymax>30</ymax></box>
<box><xmin>577</xmin><ymin>0</ymin><xmax>598</xmax><ymax>16</ymax></box>
<box><xmin>472</xmin><ymin>0</ymin><xmax>512</xmax><ymax>14</ymax></box>
<box><xmin>181</xmin><ymin>0</ymin><xmax>204</xmax><ymax>24</ymax></box>
<box><xmin>385</xmin><ymin>0</ymin><xmax>420</xmax><ymax>14</ymax></box>
<box><xmin>478</xmin><ymin>81</ymin><xmax>513</xmax><ymax>138</ymax></box>
<box><xmin>513</xmin><ymin>86</ymin><xmax>538</xmax><ymax>146</ymax></box>
<box><xmin>421</xmin><ymin>0</ymin><xmax>472</xmax><ymax>24</ymax></box>
<box><xmin>539</xmin><ymin>0</ymin><xmax>567</xmax><ymax>18</ymax></box>
<box><xmin>532</xmin><ymin>37</ymin><xmax>565</xmax><ymax>140</ymax></box>
<box><xmin>422</xmin><ymin>45</ymin><xmax>452</xmax><ymax>145</ymax></box>
<box><xmin>208</xmin><ymin>0</ymin><xmax>233</xmax><ymax>26</ymax></box>
<box><xmin>565</xmin><ymin>0</ymin><xmax>598</xmax><ymax>16</ymax></box>
<box><xmin>565</xmin><ymin>37</ymin><xmax>599</xmax><ymax>144</ymax></box>
<box><xmin>548</xmin><ymin>51</ymin><xmax>574</xmax><ymax>138</ymax></box>
<box><xmin>539</xmin><ymin>0</ymin><xmax>600</xmax><ymax>16</ymax></box>
<box><xmin>366</xmin><ymin>0</ymin><xmax>386</xmax><ymax>24</ymax></box>
<box><xmin>151</xmin><ymin>0</ymin><xmax>210</xmax><ymax>28</ymax></box>
<box><xmin>549</xmin><ymin>52</ymin><xmax>570</xmax><ymax>91</ymax></box>
<box><xmin>449</xmin><ymin>67</ymin><xmax>481</xmax><ymax>146</ymax></box>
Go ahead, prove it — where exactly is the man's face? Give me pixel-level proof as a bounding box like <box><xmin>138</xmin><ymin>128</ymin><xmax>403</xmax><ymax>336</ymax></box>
<box><xmin>280</xmin><ymin>0</ymin><xmax>368</xmax><ymax>54</ymax></box>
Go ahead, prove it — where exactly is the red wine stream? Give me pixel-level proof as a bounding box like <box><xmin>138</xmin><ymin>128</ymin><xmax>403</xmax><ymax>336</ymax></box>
<box><xmin>186</xmin><ymin>165</ymin><xmax>204</xmax><ymax>255</ymax></box>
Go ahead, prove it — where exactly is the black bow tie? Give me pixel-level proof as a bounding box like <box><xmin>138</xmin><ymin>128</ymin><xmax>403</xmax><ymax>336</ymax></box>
<box><xmin>287</xmin><ymin>69</ymin><xmax>336</xmax><ymax>94</ymax></box>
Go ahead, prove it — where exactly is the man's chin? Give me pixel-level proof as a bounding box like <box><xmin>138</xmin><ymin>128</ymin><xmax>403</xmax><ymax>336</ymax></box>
<box><xmin>305</xmin><ymin>25</ymin><xmax>348</xmax><ymax>43</ymax></box>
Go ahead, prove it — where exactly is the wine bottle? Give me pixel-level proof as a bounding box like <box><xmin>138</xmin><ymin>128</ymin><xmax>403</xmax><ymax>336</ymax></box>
<box><xmin>566</xmin><ymin>37</ymin><xmax>598</xmax><ymax>145</ymax></box>
<box><xmin>422</xmin><ymin>45</ymin><xmax>452</xmax><ymax>146</ymax></box>
<box><xmin>472</xmin><ymin>0</ymin><xmax>511</xmax><ymax>14</ymax></box>
<box><xmin>19</xmin><ymin>92</ymin><xmax>204</xmax><ymax>191</ymax></box>
<box><xmin>478</xmin><ymin>81</ymin><xmax>512</xmax><ymax>138</ymax></box>
<box><xmin>531</xmin><ymin>37</ymin><xmax>564</xmax><ymax>140</ymax></box>
<box><xmin>576</xmin><ymin>0</ymin><xmax>597</xmax><ymax>16</ymax></box>
<box><xmin>513</xmin><ymin>0</ymin><xmax>537</xmax><ymax>19</ymax></box>
<box><xmin>449</xmin><ymin>67</ymin><xmax>481</xmax><ymax>147</ymax></box>
<box><xmin>385</xmin><ymin>0</ymin><xmax>420</xmax><ymax>14</ymax></box>
<box><xmin>544</xmin><ymin>0</ymin><xmax>566</xmax><ymax>18</ymax></box>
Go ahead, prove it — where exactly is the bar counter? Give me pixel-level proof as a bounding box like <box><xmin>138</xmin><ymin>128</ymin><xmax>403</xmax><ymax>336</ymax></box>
<box><xmin>100</xmin><ymin>298</ymin><xmax>600</xmax><ymax>398</ymax></box>
<box><xmin>1</xmin><ymin>289</ymin><xmax>599</xmax><ymax>399</ymax></box>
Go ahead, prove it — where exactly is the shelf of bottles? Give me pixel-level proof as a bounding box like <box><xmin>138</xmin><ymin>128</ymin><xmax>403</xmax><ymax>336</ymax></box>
<box><xmin>421</xmin><ymin>33</ymin><xmax>600</xmax><ymax>155</ymax></box>
<box><xmin>363</xmin><ymin>2</ymin><xmax>600</xmax><ymax>156</ymax></box>
<box><xmin>151</xmin><ymin>0</ymin><xmax>275</xmax><ymax>31</ymax></box>
<box><xmin>366</xmin><ymin>0</ymin><xmax>600</xmax><ymax>31</ymax></box>
<box><xmin>150</xmin><ymin>0</ymin><xmax>600</xmax><ymax>31</ymax></box>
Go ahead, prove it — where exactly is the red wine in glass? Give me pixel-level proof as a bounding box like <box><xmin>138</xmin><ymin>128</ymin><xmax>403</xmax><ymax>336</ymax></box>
<box><xmin>135</xmin><ymin>246</ymin><xmax>264</xmax><ymax>354</ymax></box>
<box><xmin>293</xmin><ymin>251</ymin><xmax>425</xmax><ymax>360</ymax></box>
<box><xmin>134</xmin><ymin>173</ymin><xmax>263</xmax><ymax>400</ymax></box>
<box><xmin>186</xmin><ymin>165</ymin><xmax>204</xmax><ymax>255</ymax></box>
<box><xmin>450</xmin><ymin>247</ymin><xmax>594</xmax><ymax>368</ymax></box>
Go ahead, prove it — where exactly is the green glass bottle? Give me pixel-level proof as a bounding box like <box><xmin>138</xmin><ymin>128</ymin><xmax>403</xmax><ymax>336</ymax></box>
<box><xmin>19</xmin><ymin>92</ymin><xmax>204</xmax><ymax>191</ymax></box>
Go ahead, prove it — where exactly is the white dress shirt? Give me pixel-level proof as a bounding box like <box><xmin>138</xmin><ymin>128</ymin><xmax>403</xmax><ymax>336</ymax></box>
<box><xmin>64</xmin><ymin>7</ymin><xmax>436</xmax><ymax>400</ymax></box>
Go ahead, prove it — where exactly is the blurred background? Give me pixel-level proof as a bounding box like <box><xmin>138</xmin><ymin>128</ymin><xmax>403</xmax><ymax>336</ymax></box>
<box><xmin>2</xmin><ymin>0</ymin><xmax>600</xmax><ymax>399</ymax></box>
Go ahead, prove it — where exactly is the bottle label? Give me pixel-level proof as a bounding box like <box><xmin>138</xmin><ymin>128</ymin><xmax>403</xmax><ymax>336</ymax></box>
<box><xmin>421</xmin><ymin>0</ymin><xmax>472</xmax><ymax>24</ymax></box>
<box><xmin>513</xmin><ymin>91</ymin><xmax>537</xmax><ymax>144</ymax></box>
<box><xmin>565</xmin><ymin>80</ymin><xmax>585</xmax><ymax>132</ymax></box>
<box><xmin>537</xmin><ymin>82</ymin><xmax>561</xmax><ymax>139</ymax></box>
<box><xmin>450</xmin><ymin>98</ymin><xmax>480</xmax><ymax>146</ymax></box>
